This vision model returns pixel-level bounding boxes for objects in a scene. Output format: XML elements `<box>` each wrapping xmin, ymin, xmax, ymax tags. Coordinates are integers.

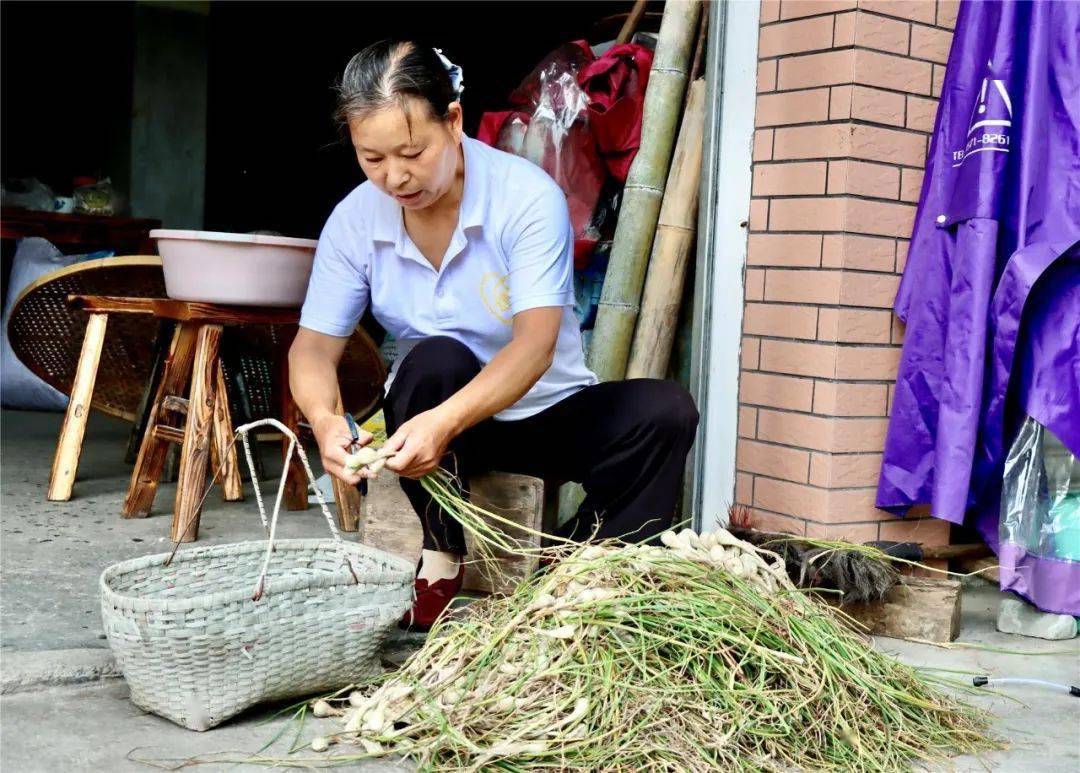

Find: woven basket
<box><xmin>100</xmin><ymin>420</ymin><xmax>414</xmax><ymax>731</ymax></box>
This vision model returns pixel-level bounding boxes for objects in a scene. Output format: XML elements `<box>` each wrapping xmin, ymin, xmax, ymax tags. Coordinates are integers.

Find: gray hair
<box><xmin>335</xmin><ymin>40</ymin><xmax>459</xmax><ymax>126</ymax></box>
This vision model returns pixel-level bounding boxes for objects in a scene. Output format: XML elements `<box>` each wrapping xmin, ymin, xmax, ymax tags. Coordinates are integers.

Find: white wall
<box><xmin>690</xmin><ymin>0</ymin><xmax>760</xmax><ymax>531</ymax></box>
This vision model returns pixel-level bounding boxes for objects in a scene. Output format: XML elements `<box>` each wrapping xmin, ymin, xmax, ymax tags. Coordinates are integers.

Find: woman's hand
<box><xmin>383</xmin><ymin>408</ymin><xmax>459</xmax><ymax>479</ymax></box>
<box><xmin>312</xmin><ymin>413</ymin><xmax>375</xmax><ymax>486</ymax></box>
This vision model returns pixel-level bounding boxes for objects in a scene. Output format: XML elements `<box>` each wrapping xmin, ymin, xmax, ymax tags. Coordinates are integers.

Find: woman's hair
<box><xmin>335</xmin><ymin>40</ymin><xmax>457</xmax><ymax>126</ymax></box>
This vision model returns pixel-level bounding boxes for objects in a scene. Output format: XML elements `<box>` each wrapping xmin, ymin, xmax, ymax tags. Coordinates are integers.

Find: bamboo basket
<box><xmin>100</xmin><ymin>420</ymin><xmax>413</xmax><ymax>731</ymax></box>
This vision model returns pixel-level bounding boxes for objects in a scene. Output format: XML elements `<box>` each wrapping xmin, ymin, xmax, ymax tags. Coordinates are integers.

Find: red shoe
<box><xmin>399</xmin><ymin>561</ymin><xmax>465</xmax><ymax>632</ymax></box>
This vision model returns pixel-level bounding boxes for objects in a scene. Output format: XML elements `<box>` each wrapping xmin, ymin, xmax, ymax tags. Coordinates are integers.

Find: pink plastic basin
<box><xmin>151</xmin><ymin>229</ymin><xmax>318</xmax><ymax>308</ymax></box>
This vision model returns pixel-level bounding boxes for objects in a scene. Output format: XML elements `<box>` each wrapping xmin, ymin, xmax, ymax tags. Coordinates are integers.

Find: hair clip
<box><xmin>433</xmin><ymin>47</ymin><xmax>465</xmax><ymax>99</ymax></box>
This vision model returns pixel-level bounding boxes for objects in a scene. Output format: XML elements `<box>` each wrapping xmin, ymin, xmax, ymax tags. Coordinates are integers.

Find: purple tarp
<box><xmin>876</xmin><ymin>0</ymin><xmax>1080</xmax><ymax>614</ymax></box>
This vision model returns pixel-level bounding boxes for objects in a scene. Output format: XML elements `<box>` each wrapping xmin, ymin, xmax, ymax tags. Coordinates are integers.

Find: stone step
<box><xmin>997</xmin><ymin>597</ymin><xmax>1078</xmax><ymax>641</ymax></box>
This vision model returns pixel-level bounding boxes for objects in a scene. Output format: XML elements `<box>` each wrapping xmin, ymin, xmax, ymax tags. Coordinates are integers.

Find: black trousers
<box><xmin>382</xmin><ymin>336</ymin><xmax>700</xmax><ymax>554</ymax></box>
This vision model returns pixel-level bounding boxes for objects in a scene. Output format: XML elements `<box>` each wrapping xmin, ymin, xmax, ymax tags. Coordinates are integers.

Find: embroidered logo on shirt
<box><xmin>479</xmin><ymin>272</ymin><xmax>512</xmax><ymax>325</ymax></box>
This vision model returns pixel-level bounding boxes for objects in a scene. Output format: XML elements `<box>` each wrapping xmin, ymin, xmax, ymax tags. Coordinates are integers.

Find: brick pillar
<box><xmin>737</xmin><ymin>0</ymin><xmax>958</xmax><ymax>546</ymax></box>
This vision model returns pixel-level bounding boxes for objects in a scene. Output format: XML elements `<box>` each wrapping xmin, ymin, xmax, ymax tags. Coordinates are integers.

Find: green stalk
<box><xmin>261</xmin><ymin>543</ymin><xmax>997</xmax><ymax>771</ymax></box>
<box><xmin>417</xmin><ymin>468</ymin><xmax>576</xmax><ymax>582</ymax></box>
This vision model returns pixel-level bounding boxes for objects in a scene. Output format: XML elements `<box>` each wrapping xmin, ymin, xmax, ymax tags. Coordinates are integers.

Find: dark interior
<box><xmin>2</xmin><ymin>1</ymin><xmax>663</xmax><ymax>239</ymax></box>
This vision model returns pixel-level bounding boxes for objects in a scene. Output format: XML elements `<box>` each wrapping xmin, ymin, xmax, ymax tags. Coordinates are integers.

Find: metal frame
<box><xmin>686</xmin><ymin>0</ymin><xmax>761</xmax><ymax>530</ymax></box>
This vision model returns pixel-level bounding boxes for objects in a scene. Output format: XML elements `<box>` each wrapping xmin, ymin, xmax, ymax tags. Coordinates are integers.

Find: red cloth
<box><xmin>579</xmin><ymin>44</ymin><xmax>654</xmax><ymax>183</ymax></box>
<box><xmin>476</xmin><ymin>110</ymin><xmax>522</xmax><ymax>146</ymax></box>
<box><xmin>478</xmin><ymin>41</ymin><xmax>653</xmax><ymax>268</ymax></box>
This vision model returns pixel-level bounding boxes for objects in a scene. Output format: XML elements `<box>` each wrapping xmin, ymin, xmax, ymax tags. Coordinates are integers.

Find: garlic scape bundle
<box><xmin>343</xmin><ymin>447</ymin><xmax>572</xmax><ymax>578</ymax></box>
<box><xmin>343</xmin><ymin>445</ymin><xmax>395</xmax><ymax>475</ymax></box>
<box><xmin>658</xmin><ymin>527</ymin><xmax>790</xmax><ymax>592</ymax></box>
<box><xmin>292</xmin><ymin>530</ymin><xmax>993</xmax><ymax>771</ymax></box>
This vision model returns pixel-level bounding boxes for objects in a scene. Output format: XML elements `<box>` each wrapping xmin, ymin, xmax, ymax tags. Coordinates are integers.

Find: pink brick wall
<box><xmin>739</xmin><ymin>0</ymin><xmax>957</xmax><ymax>545</ymax></box>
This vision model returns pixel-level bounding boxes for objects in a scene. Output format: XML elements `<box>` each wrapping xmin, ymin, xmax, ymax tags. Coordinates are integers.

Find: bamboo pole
<box><xmin>587</xmin><ymin>0</ymin><xmax>702</xmax><ymax>382</ymax></box>
<box><xmin>690</xmin><ymin>1</ymin><xmax>710</xmax><ymax>79</ymax></box>
<box><xmin>626</xmin><ymin>78</ymin><xmax>706</xmax><ymax>380</ymax></box>
<box><xmin>616</xmin><ymin>0</ymin><xmax>649</xmax><ymax>44</ymax></box>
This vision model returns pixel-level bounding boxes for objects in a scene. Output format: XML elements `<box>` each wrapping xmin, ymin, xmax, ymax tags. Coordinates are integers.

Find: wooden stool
<box><xmin>58</xmin><ymin>295</ymin><xmax>367</xmax><ymax>542</ymax></box>
<box><xmin>363</xmin><ymin>470</ymin><xmax>558</xmax><ymax>595</ymax></box>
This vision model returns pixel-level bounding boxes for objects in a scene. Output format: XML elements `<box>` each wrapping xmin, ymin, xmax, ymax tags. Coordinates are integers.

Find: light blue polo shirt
<box><xmin>299</xmin><ymin>135</ymin><xmax>598</xmax><ymax>421</ymax></box>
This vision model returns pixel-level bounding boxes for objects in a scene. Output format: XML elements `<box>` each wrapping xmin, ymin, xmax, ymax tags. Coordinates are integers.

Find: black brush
<box><xmin>729</xmin><ymin>526</ymin><xmax>899</xmax><ymax>603</ymax></box>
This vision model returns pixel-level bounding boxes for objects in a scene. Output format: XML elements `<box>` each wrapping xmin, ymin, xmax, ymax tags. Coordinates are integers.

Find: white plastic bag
<box><xmin>0</xmin><ymin>178</ymin><xmax>55</xmax><ymax>212</ymax></box>
<box><xmin>1000</xmin><ymin>417</ymin><xmax>1080</xmax><ymax>562</ymax></box>
<box><xmin>0</xmin><ymin>239</ymin><xmax>103</xmax><ymax>411</ymax></box>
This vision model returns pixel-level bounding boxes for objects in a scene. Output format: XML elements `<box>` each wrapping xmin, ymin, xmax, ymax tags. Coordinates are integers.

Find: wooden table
<box><xmin>57</xmin><ymin>295</ymin><xmax>365</xmax><ymax>542</ymax></box>
<box><xmin>0</xmin><ymin>208</ymin><xmax>160</xmax><ymax>253</ymax></box>
<box><xmin>1</xmin><ymin>209</ymin><xmax>161</xmax><ymax>301</ymax></box>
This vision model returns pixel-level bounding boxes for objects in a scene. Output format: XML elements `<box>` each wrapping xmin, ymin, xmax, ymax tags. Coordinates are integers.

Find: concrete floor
<box><xmin>0</xmin><ymin>409</ymin><xmax>347</xmax><ymax>653</ymax></box>
<box><xmin>881</xmin><ymin>587</ymin><xmax>1080</xmax><ymax>771</ymax></box>
<box><xmin>2</xmin><ymin>409</ymin><xmax>1078</xmax><ymax>771</ymax></box>
<box><xmin>0</xmin><ymin>681</ymin><xmax>409</xmax><ymax>772</ymax></box>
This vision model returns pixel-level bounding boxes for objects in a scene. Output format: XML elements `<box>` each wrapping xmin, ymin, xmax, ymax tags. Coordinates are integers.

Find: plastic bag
<box><xmin>479</xmin><ymin>43</ymin><xmax>606</xmax><ymax>270</ymax></box>
<box><xmin>74</xmin><ymin>177</ymin><xmax>117</xmax><ymax>215</ymax></box>
<box><xmin>478</xmin><ymin>41</ymin><xmax>654</xmax><ymax>270</ymax></box>
<box><xmin>0</xmin><ymin>178</ymin><xmax>55</xmax><ymax>212</ymax></box>
<box><xmin>1001</xmin><ymin>417</ymin><xmax>1080</xmax><ymax>562</ymax></box>
<box><xmin>1</xmin><ymin>239</ymin><xmax>84</xmax><ymax>411</ymax></box>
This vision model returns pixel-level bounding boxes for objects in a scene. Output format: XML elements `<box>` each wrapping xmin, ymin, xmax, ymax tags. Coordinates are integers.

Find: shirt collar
<box><xmin>458</xmin><ymin>135</ymin><xmax>487</xmax><ymax>230</ymax></box>
<box><xmin>371</xmin><ymin>134</ymin><xmax>487</xmax><ymax>246</ymax></box>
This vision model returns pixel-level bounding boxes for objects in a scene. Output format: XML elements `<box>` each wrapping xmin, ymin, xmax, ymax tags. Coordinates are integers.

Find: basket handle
<box><xmin>163</xmin><ymin>417</ymin><xmax>360</xmax><ymax>601</ymax></box>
